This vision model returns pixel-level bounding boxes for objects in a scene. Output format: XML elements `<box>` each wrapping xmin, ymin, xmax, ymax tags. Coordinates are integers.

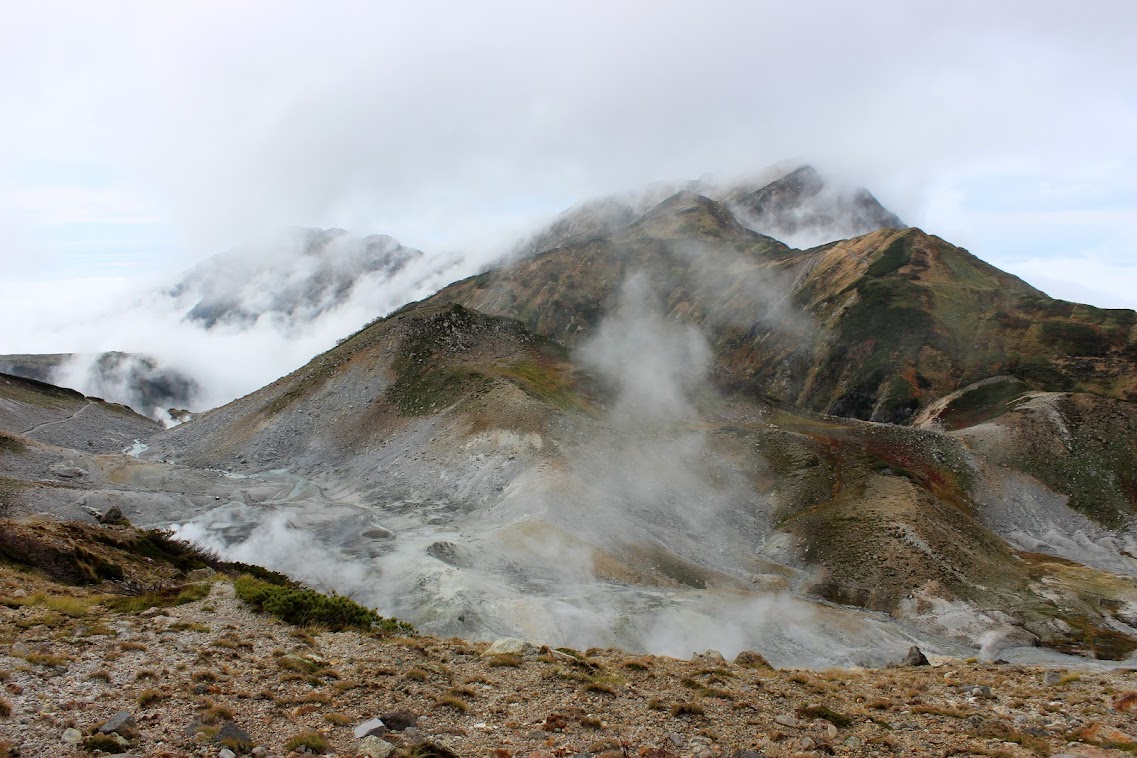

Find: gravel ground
<box><xmin>5</xmin><ymin>578</ymin><xmax>1137</xmax><ymax>757</ymax></box>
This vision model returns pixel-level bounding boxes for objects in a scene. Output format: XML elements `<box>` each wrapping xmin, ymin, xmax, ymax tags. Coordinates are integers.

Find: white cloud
<box><xmin>0</xmin><ymin>1</ymin><xmax>1135</xmax><ymax>317</ymax></box>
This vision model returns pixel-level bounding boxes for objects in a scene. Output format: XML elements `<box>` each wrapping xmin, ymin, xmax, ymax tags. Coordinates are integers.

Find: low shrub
<box><xmin>233</xmin><ymin>574</ymin><xmax>410</xmax><ymax>633</ymax></box>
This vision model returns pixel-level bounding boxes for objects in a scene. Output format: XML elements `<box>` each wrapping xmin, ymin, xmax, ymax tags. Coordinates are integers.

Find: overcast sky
<box><xmin>2</xmin><ymin>0</ymin><xmax>1137</xmax><ymax>346</ymax></box>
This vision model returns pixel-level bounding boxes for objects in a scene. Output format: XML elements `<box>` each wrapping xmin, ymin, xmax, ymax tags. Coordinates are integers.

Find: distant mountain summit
<box><xmin>721</xmin><ymin>165</ymin><xmax>905</xmax><ymax>247</ymax></box>
<box><xmin>170</xmin><ymin>227</ymin><xmax>425</xmax><ymax>329</ymax></box>
<box><xmin>514</xmin><ymin>165</ymin><xmax>905</xmax><ymax>257</ymax></box>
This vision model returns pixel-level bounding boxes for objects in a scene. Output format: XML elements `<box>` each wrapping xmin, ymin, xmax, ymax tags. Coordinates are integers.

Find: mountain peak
<box><xmin>724</xmin><ymin>165</ymin><xmax>905</xmax><ymax>247</ymax></box>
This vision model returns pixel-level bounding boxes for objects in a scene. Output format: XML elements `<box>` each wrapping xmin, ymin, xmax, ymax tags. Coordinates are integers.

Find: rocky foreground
<box><xmin>3</xmin><ymin>521</ymin><xmax>1137</xmax><ymax>757</ymax></box>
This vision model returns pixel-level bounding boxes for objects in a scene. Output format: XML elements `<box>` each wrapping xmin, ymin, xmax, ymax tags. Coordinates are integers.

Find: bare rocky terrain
<box><xmin>4</xmin><ymin>520</ymin><xmax>1137</xmax><ymax>758</ymax></box>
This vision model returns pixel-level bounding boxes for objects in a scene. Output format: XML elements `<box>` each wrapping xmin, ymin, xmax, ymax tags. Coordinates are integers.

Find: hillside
<box><xmin>4</xmin><ymin>519</ymin><xmax>1137</xmax><ymax>758</ymax></box>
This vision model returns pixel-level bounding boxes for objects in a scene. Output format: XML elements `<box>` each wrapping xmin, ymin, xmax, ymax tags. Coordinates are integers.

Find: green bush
<box><xmin>233</xmin><ymin>575</ymin><xmax>411</xmax><ymax>634</ymax></box>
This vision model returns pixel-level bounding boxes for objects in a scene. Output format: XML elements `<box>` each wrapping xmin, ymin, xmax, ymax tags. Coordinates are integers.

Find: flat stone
<box><xmin>483</xmin><ymin>638</ymin><xmax>536</xmax><ymax>656</ymax></box>
<box><xmin>62</xmin><ymin>727</ymin><xmax>83</xmax><ymax>744</ymax></box>
<box><xmin>774</xmin><ymin>713</ymin><xmax>799</xmax><ymax>728</ymax></box>
<box><xmin>1043</xmin><ymin>670</ymin><xmax>1063</xmax><ymax>686</ymax></box>
<box><xmin>354</xmin><ymin>717</ymin><xmax>387</xmax><ymax>739</ymax></box>
<box><xmin>219</xmin><ymin>750</ymin><xmax>237</xmax><ymax>758</ymax></box>
<box><xmin>11</xmin><ymin>641</ymin><xmax>32</xmax><ymax>657</ymax></box>
<box><xmin>844</xmin><ymin>736</ymin><xmax>863</xmax><ymax>748</ymax></box>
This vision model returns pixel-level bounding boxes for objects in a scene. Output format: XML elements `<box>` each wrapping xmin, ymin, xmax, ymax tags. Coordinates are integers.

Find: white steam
<box><xmin>173</xmin><ymin>511</ymin><xmax>371</xmax><ymax>599</ymax></box>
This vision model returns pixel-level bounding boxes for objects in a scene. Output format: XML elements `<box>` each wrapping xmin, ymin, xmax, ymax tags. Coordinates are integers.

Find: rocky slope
<box><xmin>5</xmin><ymin>520</ymin><xmax>1137</xmax><ymax>758</ymax></box>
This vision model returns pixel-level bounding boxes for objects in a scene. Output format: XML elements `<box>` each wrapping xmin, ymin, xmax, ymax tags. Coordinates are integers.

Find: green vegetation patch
<box><xmin>233</xmin><ymin>574</ymin><xmax>411</xmax><ymax>634</ymax></box>
<box><xmin>865</xmin><ymin>233</ymin><xmax>914</xmax><ymax>278</ymax></box>
<box><xmin>1039</xmin><ymin>320</ymin><xmax>1111</xmax><ymax>356</ymax></box>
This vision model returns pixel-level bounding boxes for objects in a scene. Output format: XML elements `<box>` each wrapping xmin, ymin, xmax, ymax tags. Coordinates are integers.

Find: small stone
<box><xmin>252</xmin><ymin>749</ymin><xmax>269</xmax><ymax>758</ymax></box>
<box><xmin>354</xmin><ymin>717</ymin><xmax>387</xmax><ymax>739</ymax></box>
<box><xmin>100</xmin><ymin>711</ymin><xmax>138</xmax><ymax>738</ymax></box>
<box><xmin>826</xmin><ymin>723</ymin><xmax>838</xmax><ymax>738</ymax></box>
<box><xmin>797</xmin><ymin>736</ymin><xmax>815</xmax><ymax>750</ymax></box>
<box><xmin>219</xmin><ymin>750</ymin><xmax>237</xmax><ymax>758</ymax></box>
<box><xmin>731</xmin><ymin>752</ymin><xmax>762</xmax><ymax>758</ymax></box>
<box><xmin>964</xmin><ymin>685</ymin><xmax>993</xmax><ymax>699</ymax></box>
<box><xmin>774</xmin><ymin>713</ymin><xmax>799</xmax><ymax>728</ymax></box>
<box><xmin>843</xmin><ymin>736</ymin><xmax>863</xmax><ymax>748</ymax></box>
<box><xmin>11</xmin><ymin>641</ymin><xmax>31</xmax><ymax>657</ymax></box>
<box><xmin>668</xmin><ymin>733</ymin><xmax>684</xmax><ymax>747</ymax></box>
<box><xmin>902</xmin><ymin>645</ymin><xmax>930</xmax><ymax>666</ymax></box>
<box><xmin>187</xmin><ymin>567</ymin><xmax>215</xmax><ymax>581</ymax></box>
<box><xmin>1043</xmin><ymin>670</ymin><xmax>1063</xmax><ymax>686</ymax></box>
<box><xmin>62</xmin><ymin>728</ymin><xmax>83</xmax><ymax>744</ymax></box>
<box><xmin>356</xmin><ymin>735</ymin><xmax>395</xmax><ymax>758</ymax></box>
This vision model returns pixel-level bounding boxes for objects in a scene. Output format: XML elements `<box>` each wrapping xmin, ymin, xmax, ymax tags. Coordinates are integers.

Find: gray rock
<box><xmin>668</xmin><ymin>733</ymin><xmax>684</xmax><ymax>747</ymax></box>
<box><xmin>219</xmin><ymin>750</ymin><xmax>237</xmax><ymax>758</ymax></box>
<box><xmin>99</xmin><ymin>711</ymin><xmax>138</xmax><ymax>738</ymax></box>
<box><xmin>61</xmin><ymin>728</ymin><xmax>83</xmax><ymax>744</ymax></box>
<box><xmin>356</xmin><ymin>735</ymin><xmax>395</xmax><ymax>758</ymax></box>
<box><xmin>733</xmin><ymin>650</ymin><xmax>772</xmax><ymax>669</ymax></box>
<box><xmin>380</xmin><ymin>710</ymin><xmax>418</xmax><ymax>731</ymax></box>
<box><xmin>694</xmin><ymin>649</ymin><xmax>728</xmax><ymax>665</ymax></box>
<box><xmin>731</xmin><ymin>752</ymin><xmax>762</xmax><ymax>758</ymax></box>
<box><xmin>483</xmin><ymin>637</ymin><xmax>536</xmax><ymax>657</ymax></box>
<box><xmin>1043</xmin><ymin>670</ymin><xmax>1063</xmax><ymax>686</ymax></box>
<box><xmin>354</xmin><ymin>717</ymin><xmax>387</xmax><ymax>739</ymax></box>
<box><xmin>213</xmin><ymin>721</ymin><xmax>253</xmax><ymax>748</ymax></box>
<box><xmin>902</xmin><ymin>645</ymin><xmax>929</xmax><ymax>666</ymax></box>
<box><xmin>10</xmin><ymin>641</ymin><xmax>31</xmax><ymax>657</ymax></box>
<box><xmin>844</xmin><ymin>736</ymin><xmax>863</xmax><ymax>748</ymax></box>
<box><xmin>251</xmin><ymin>748</ymin><xmax>270</xmax><ymax>757</ymax></box>
<box><xmin>774</xmin><ymin>713</ymin><xmax>799</xmax><ymax>727</ymax></box>
<box><xmin>959</xmin><ymin>684</ymin><xmax>994</xmax><ymax>699</ymax></box>
<box><xmin>186</xmin><ymin>567</ymin><xmax>215</xmax><ymax>581</ymax></box>
<box><xmin>97</xmin><ymin>506</ymin><xmax>129</xmax><ymax>525</ymax></box>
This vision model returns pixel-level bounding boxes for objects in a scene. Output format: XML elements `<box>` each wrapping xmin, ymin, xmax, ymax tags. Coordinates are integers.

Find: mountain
<box><xmin>0</xmin><ymin>228</ymin><xmax>462</xmax><ymax>420</ymax></box>
<box><xmin>721</xmin><ymin>165</ymin><xmax>906</xmax><ymax>247</ymax></box>
<box><xmin>169</xmin><ymin>227</ymin><xmax>425</xmax><ymax>329</ymax></box>
<box><xmin>513</xmin><ymin>165</ymin><xmax>904</xmax><ymax>258</ymax></box>
<box><xmin>3</xmin><ymin>169</ymin><xmax>1137</xmax><ymax>668</ymax></box>
<box><xmin>439</xmin><ymin>193</ymin><xmax>1137</xmax><ymax>424</ymax></box>
<box><xmin>0</xmin><ymin>352</ymin><xmax>200</xmax><ymax>423</ymax></box>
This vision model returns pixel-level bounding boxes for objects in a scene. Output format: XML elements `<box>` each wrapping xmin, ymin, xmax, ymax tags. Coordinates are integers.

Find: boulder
<box><xmin>902</xmin><ymin>645</ymin><xmax>929</xmax><ymax>666</ymax></box>
<box><xmin>733</xmin><ymin>650</ymin><xmax>773</xmax><ymax>669</ymax></box>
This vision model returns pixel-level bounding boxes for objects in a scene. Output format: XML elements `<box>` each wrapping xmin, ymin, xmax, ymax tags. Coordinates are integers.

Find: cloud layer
<box><xmin>2</xmin><ymin>1</ymin><xmax>1136</xmax><ymax>324</ymax></box>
